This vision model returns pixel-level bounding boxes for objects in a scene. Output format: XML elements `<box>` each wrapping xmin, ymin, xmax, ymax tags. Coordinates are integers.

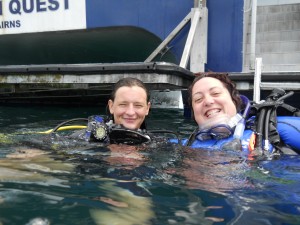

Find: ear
<box><xmin>145</xmin><ymin>102</ymin><xmax>151</xmax><ymax>115</ymax></box>
<box><xmin>108</xmin><ymin>100</ymin><xmax>114</xmax><ymax>114</ymax></box>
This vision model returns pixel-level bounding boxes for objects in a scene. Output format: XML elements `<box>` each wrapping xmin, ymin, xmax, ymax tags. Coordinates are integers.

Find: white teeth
<box><xmin>206</xmin><ymin>109</ymin><xmax>220</xmax><ymax>117</ymax></box>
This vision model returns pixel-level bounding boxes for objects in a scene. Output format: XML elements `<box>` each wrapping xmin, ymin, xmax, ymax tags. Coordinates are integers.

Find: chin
<box><xmin>200</xmin><ymin>114</ymin><xmax>232</xmax><ymax>129</ymax></box>
<box><xmin>124</xmin><ymin>124</ymin><xmax>138</xmax><ymax>130</ymax></box>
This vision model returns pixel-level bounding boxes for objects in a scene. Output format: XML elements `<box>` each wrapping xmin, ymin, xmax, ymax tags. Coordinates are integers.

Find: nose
<box><xmin>203</xmin><ymin>95</ymin><xmax>214</xmax><ymax>106</ymax></box>
<box><xmin>125</xmin><ymin>104</ymin><xmax>135</xmax><ymax>115</ymax></box>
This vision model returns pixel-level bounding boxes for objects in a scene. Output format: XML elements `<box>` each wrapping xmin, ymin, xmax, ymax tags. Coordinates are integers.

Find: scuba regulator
<box><xmin>85</xmin><ymin>115</ymin><xmax>151</xmax><ymax>145</ymax></box>
<box><xmin>49</xmin><ymin>115</ymin><xmax>181</xmax><ymax>145</ymax></box>
<box><xmin>85</xmin><ymin>115</ymin><xmax>109</xmax><ymax>142</ymax></box>
<box><xmin>49</xmin><ymin>115</ymin><xmax>152</xmax><ymax>145</ymax></box>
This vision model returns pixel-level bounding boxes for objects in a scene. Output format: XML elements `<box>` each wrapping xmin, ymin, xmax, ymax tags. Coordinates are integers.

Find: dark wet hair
<box><xmin>188</xmin><ymin>72</ymin><xmax>242</xmax><ymax>112</ymax></box>
<box><xmin>110</xmin><ymin>77</ymin><xmax>150</xmax><ymax>102</ymax></box>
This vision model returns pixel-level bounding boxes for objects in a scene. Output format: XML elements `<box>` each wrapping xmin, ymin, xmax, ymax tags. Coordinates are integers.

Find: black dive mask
<box><xmin>108</xmin><ymin>124</ymin><xmax>151</xmax><ymax>145</ymax></box>
<box><xmin>195</xmin><ymin>124</ymin><xmax>234</xmax><ymax>141</ymax></box>
<box><xmin>195</xmin><ymin>113</ymin><xmax>242</xmax><ymax>141</ymax></box>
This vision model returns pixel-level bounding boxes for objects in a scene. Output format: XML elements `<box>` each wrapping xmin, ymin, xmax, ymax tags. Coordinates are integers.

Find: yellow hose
<box><xmin>37</xmin><ymin>125</ymin><xmax>87</xmax><ymax>134</ymax></box>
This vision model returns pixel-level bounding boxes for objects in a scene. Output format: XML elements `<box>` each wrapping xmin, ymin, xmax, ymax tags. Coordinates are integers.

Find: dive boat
<box><xmin>0</xmin><ymin>0</ymin><xmax>299</xmax><ymax>107</ymax></box>
<box><xmin>0</xmin><ymin>0</ymin><xmax>194</xmax><ymax>65</ymax></box>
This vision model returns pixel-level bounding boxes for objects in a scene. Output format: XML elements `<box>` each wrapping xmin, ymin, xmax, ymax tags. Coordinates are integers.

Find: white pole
<box><xmin>180</xmin><ymin>8</ymin><xmax>201</xmax><ymax>68</ymax></box>
<box><xmin>253</xmin><ymin>58</ymin><xmax>262</xmax><ymax>103</ymax></box>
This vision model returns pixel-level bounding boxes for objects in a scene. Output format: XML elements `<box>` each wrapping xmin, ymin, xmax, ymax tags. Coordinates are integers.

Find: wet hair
<box><xmin>110</xmin><ymin>77</ymin><xmax>150</xmax><ymax>102</ymax></box>
<box><xmin>188</xmin><ymin>73</ymin><xmax>242</xmax><ymax>112</ymax></box>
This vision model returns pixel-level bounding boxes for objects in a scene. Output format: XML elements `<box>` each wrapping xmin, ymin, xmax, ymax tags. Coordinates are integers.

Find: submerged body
<box><xmin>183</xmin><ymin>116</ymin><xmax>300</xmax><ymax>155</ymax></box>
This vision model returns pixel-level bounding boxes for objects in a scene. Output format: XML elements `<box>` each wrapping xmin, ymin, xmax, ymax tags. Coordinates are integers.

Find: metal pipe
<box><xmin>253</xmin><ymin>57</ymin><xmax>262</xmax><ymax>103</ymax></box>
<box><xmin>250</xmin><ymin>0</ymin><xmax>257</xmax><ymax>70</ymax></box>
<box><xmin>180</xmin><ymin>8</ymin><xmax>201</xmax><ymax>69</ymax></box>
<box><xmin>194</xmin><ymin>0</ymin><xmax>206</xmax><ymax>8</ymax></box>
<box><xmin>194</xmin><ymin>0</ymin><xmax>199</xmax><ymax>7</ymax></box>
<box><xmin>145</xmin><ymin>12</ymin><xmax>191</xmax><ymax>62</ymax></box>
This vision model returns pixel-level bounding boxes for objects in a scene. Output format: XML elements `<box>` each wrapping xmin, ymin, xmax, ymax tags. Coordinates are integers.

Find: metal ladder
<box><xmin>253</xmin><ymin>58</ymin><xmax>300</xmax><ymax>103</ymax></box>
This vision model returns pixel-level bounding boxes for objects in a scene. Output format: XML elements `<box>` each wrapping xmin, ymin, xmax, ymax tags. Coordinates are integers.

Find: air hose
<box><xmin>38</xmin><ymin>125</ymin><xmax>87</xmax><ymax>134</ymax></box>
<box><xmin>255</xmin><ymin>89</ymin><xmax>294</xmax><ymax>154</ymax></box>
<box><xmin>233</xmin><ymin>95</ymin><xmax>251</xmax><ymax>140</ymax></box>
<box><xmin>49</xmin><ymin>118</ymin><xmax>88</xmax><ymax>134</ymax></box>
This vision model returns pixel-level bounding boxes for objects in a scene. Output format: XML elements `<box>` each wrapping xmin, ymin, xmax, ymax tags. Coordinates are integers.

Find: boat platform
<box><xmin>0</xmin><ymin>62</ymin><xmax>194</xmax><ymax>106</ymax></box>
<box><xmin>0</xmin><ymin>61</ymin><xmax>299</xmax><ymax>108</ymax></box>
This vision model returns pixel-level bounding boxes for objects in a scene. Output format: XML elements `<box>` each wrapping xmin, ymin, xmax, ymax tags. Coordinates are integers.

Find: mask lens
<box><xmin>196</xmin><ymin>125</ymin><xmax>233</xmax><ymax>141</ymax></box>
<box><xmin>210</xmin><ymin>126</ymin><xmax>232</xmax><ymax>139</ymax></box>
<box><xmin>195</xmin><ymin>131</ymin><xmax>212</xmax><ymax>141</ymax></box>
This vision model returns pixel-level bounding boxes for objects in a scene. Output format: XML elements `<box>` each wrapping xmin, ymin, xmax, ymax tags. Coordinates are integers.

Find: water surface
<box><xmin>0</xmin><ymin>106</ymin><xmax>299</xmax><ymax>225</ymax></box>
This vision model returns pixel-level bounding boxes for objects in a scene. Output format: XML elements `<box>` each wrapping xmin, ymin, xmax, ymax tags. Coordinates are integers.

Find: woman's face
<box><xmin>191</xmin><ymin>77</ymin><xmax>237</xmax><ymax>127</ymax></box>
<box><xmin>108</xmin><ymin>86</ymin><xmax>150</xmax><ymax>130</ymax></box>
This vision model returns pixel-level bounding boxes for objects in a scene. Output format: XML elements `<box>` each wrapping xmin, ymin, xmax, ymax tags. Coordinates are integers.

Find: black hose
<box><xmin>256</xmin><ymin>90</ymin><xmax>294</xmax><ymax>154</ymax></box>
<box><xmin>277</xmin><ymin>91</ymin><xmax>294</xmax><ymax>101</ymax></box>
<box><xmin>256</xmin><ymin>107</ymin><xmax>266</xmax><ymax>153</ymax></box>
<box><xmin>264</xmin><ymin>91</ymin><xmax>293</xmax><ymax>148</ymax></box>
<box><xmin>186</xmin><ymin>128</ymin><xmax>198</xmax><ymax>146</ymax></box>
<box><xmin>264</xmin><ymin>108</ymin><xmax>272</xmax><ymax>143</ymax></box>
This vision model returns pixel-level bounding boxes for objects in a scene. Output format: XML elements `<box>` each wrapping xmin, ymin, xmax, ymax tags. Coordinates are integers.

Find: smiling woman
<box><xmin>184</xmin><ymin>73</ymin><xmax>300</xmax><ymax>157</ymax></box>
<box><xmin>183</xmin><ymin>73</ymin><xmax>248</xmax><ymax>150</ymax></box>
<box><xmin>108</xmin><ymin>77</ymin><xmax>151</xmax><ymax>130</ymax></box>
<box><xmin>189</xmin><ymin>73</ymin><xmax>240</xmax><ymax>128</ymax></box>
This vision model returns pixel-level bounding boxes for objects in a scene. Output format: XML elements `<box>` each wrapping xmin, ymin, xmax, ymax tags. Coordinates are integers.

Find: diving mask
<box><xmin>195</xmin><ymin>114</ymin><xmax>242</xmax><ymax>141</ymax></box>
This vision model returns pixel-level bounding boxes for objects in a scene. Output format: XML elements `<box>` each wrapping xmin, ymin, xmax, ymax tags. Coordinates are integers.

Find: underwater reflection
<box><xmin>164</xmin><ymin>147</ymin><xmax>252</xmax><ymax>194</ymax></box>
<box><xmin>0</xmin><ymin>148</ymin><xmax>73</xmax><ymax>187</ymax></box>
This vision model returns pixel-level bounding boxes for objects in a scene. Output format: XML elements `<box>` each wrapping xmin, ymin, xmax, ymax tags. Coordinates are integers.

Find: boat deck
<box><xmin>0</xmin><ymin>62</ymin><xmax>299</xmax><ymax>107</ymax></box>
<box><xmin>0</xmin><ymin>62</ymin><xmax>194</xmax><ymax>106</ymax></box>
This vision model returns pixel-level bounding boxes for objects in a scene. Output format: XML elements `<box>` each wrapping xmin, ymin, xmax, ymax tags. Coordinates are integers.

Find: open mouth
<box><xmin>205</xmin><ymin>109</ymin><xmax>221</xmax><ymax>118</ymax></box>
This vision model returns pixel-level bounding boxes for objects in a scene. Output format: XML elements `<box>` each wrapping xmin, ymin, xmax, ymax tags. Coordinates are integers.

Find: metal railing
<box><xmin>253</xmin><ymin>58</ymin><xmax>300</xmax><ymax>103</ymax></box>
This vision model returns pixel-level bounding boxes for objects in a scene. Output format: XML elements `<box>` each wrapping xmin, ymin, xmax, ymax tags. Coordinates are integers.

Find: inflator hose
<box><xmin>50</xmin><ymin>118</ymin><xmax>88</xmax><ymax>134</ymax></box>
<box><xmin>256</xmin><ymin>90</ymin><xmax>294</xmax><ymax>153</ymax></box>
<box><xmin>256</xmin><ymin>108</ymin><xmax>266</xmax><ymax>153</ymax></box>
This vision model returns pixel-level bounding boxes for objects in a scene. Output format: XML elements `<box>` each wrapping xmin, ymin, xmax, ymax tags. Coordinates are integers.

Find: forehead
<box><xmin>115</xmin><ymin>86</ymin><xmax>147</xmax><ymax>100</ymax></box>
<box><xmin>192</xmin><ymin>77</ymin><xmax>225</xmax><ymax>94</ymax></box>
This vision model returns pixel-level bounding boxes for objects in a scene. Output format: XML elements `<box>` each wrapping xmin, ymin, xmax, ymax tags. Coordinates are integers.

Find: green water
<box><xmin>0</xmin><ymin>106</ymin><xmax>300</xmax><ymax>225</ymax></box>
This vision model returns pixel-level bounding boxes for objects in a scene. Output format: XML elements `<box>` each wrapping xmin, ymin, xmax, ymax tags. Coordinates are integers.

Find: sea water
<box><xmin>0</xmin><ymin>106</ymin><xmax>299</xmax><ymax>225</ymax></box>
